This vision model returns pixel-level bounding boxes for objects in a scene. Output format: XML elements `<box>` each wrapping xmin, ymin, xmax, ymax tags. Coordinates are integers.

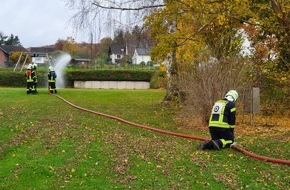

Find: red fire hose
<box><xmin>53</xmin><ymin>94</ymin><xmax>290</xmax><ymax>166</ymax></box>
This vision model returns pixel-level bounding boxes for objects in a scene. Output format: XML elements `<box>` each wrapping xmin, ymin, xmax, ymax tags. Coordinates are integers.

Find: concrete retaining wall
<box><xmin>74</xmin><ymin>81</ymin><xmax>150</xmax><ymax>89</ymax></box>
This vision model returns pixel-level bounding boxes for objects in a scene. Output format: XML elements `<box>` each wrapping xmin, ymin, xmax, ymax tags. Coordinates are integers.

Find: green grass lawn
<box><xmin>0</xmin><ymin>88</ymin><xmax>289</xmax><ymax>189</ymax></box>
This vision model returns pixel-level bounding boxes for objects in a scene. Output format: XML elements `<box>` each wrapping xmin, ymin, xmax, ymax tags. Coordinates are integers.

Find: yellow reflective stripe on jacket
<box><xmin>48</xmin><ymin>76</ymin><xmax>56</xmax><ymax>82</ymax></box>
<box><xmin>27</xmin><ymin>76</ymin><xmax>33</xmax><ymax>82</ymax></box>
<box><xmin>48</xmin><ymin>72</ymin><xmax>56</xmax><ymax>82</ymax></box>
<box><xmin>209</xmin><ymin>100</ymin><xmax>232</xmax><ymax>128</ymax></box>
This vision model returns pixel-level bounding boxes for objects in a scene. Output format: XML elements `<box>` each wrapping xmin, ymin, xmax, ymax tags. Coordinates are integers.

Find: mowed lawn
<box><xmin>0</xmin><ymin>88</ymin><xmax>289</xmax><ymax>189</ymax></box>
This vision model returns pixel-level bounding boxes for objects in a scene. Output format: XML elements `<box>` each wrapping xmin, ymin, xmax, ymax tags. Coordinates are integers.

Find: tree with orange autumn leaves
<box><xmin>144</xmin><ymin>0</ymin><xmax>289</xmax><ymax>110</ymax></box>
<box><xmin>242</xmin><ymin>0</ymin><xmax>290</xmax><ymax>106</ymax></box>
<box><xmin>9</xmin><ymin>51</ymin><xmax>31</xmax><ymax>66</ymax></box>
<box><xmin>66</xmin><ymin>0</ymin><xmax>289</xmax><ymax>113</ymax></box>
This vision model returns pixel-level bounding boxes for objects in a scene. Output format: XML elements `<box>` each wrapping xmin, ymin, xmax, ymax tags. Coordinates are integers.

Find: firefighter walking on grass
<box><xmin>48</xmin><ymin>66</ymin><xmax>57</xmax><ymax>94</ymax></box>
<box><xmin>197</xmin><ymin>90</ymin><xmax>238</xmax><ymax>150</ymax></box>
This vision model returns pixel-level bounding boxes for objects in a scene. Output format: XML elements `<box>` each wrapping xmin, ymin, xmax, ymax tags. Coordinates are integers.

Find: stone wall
<box><xmin>74</xmin><ymin>81</ymin><xmax>150</xmax><ymax>89</ymax></box>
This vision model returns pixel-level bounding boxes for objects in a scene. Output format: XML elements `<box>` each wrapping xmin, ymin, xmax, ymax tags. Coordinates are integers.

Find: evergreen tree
<box><xmin>0</xmin><ymin>32</ymin><xmax>8</xmax><ymax>45</ymax></box>
<box><xmin>0</xmin><ymin>31</ymin><xmax>21</xmax><ymax>46</ymax></box>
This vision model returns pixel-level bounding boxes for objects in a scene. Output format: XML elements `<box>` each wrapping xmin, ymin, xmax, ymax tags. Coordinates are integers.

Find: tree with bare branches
<box><xmin>65</xmin><ymin>0</ymin><xmax>164</xmax><ymax>38</ymax></box>
<box><xmin>65</xmin><ymin>0</ymin><xmax>290</xmax><ymax>123</ymax></box>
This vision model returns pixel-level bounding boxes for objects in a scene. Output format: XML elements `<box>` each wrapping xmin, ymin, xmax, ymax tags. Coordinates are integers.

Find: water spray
<box><xmin>51</xmin><ymin>52</ymin><xmax>72</xmax><ymax>88</ymax></box>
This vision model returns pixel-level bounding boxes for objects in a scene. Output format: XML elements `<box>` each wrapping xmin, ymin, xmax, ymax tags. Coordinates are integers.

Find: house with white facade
<box><xmin>27</xmin><ymin>47</ymin><xmax>56</xmax><ymax>64</ymax></box>
<box><xmin>108</xmin><ymin>44</ymin><xmax>127</xmax><ymax>64</ymax></box>
<box><xmin>132</xmin><ymin>47</ymin><xmax>151</xmax><ymax>65</ymax></box>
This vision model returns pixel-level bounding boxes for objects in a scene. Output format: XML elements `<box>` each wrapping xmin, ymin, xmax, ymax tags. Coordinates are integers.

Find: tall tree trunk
<box><xmin>163</xmin><ymin>43</ymin><xmax>184</xmax><ymax>102</ymax></box>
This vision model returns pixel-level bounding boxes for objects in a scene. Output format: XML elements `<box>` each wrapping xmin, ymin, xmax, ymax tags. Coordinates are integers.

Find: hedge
<box><xmin>0</xmin><ymin>69</ymin><xmax>48</xmax><ymax>87</ymax></box>
<box><xmin>0</xmin><ymin>69</ymin><xmax>166</xmax><ymax>88</ymax></box>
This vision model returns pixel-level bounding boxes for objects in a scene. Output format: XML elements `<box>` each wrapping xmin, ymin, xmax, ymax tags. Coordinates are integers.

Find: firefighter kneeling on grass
<box><xmin>48</xmin><ymin>66</ymin><xmax>57</xmax><ymax>94</ymax></box>
<box><xmin>197</xmin><ymin>90</ymin><xmax>238</xmax><ymax>150</ymax></box>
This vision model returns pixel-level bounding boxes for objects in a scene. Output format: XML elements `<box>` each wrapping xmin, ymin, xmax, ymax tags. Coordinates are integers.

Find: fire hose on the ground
<box><xmin>52</xmin><ymin>94</ymin><xmax>290</xmax><ymax>166</ymax></box>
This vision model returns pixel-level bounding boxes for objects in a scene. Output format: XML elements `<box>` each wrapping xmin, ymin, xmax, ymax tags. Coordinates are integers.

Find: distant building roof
<box><xmin>71</xmin><ymin>58</ymin><xmax>91</xmax><ymax>63</ymax></box>
<box><xmin>109</xmin><ymin>44</ymin><xmax>126</xmax><ymax>55</ymax></box>
<box><xmin>135</xmin><ymin>48</ymin><xmax>150</xmax><ymax>55</ymax></box>
<box><xmin>27</xmin><ymin>47</ymin><xmax>56</xmax><ymax>53</ymax></box>
<box><xmin>25</xmin><ymin>46</ymin><xmax>57</xmax><ymax>57</ymax></box>
<box><xmin>0</xmin><ymin>45</ymin><xmax>27</xmax><ymax>54</ymax></box>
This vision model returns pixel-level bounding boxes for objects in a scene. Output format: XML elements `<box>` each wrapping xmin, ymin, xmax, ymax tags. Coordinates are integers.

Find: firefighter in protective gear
<box><xmin>25</xmin><ymin>64</ymin><xmax>34</xmax><ymax>94</ymax></box>
<box><xmin>197</xmin><ymin>90</ymin><xmax>238</xmax><ymax>150</ymax></box>
<box><xmin>48</xmin><ymin>66</ymin><xmax>57</xmax><ymax>93</ymax></box>
<box><xmin>31</xmin><ymin>62</ymin><xmax>38</xmax><ymax>94</ymax></box>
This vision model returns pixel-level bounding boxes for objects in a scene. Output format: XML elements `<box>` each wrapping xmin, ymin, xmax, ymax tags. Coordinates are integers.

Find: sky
<box><xmin>1</xmin><ymin>0</ymin><xmax>251</xmax><ymax>53</ymax></box>
<box><xmin>0</xmin><ymin>0</ymin><xmax>90</xmax><ymax>48</ymax></box>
